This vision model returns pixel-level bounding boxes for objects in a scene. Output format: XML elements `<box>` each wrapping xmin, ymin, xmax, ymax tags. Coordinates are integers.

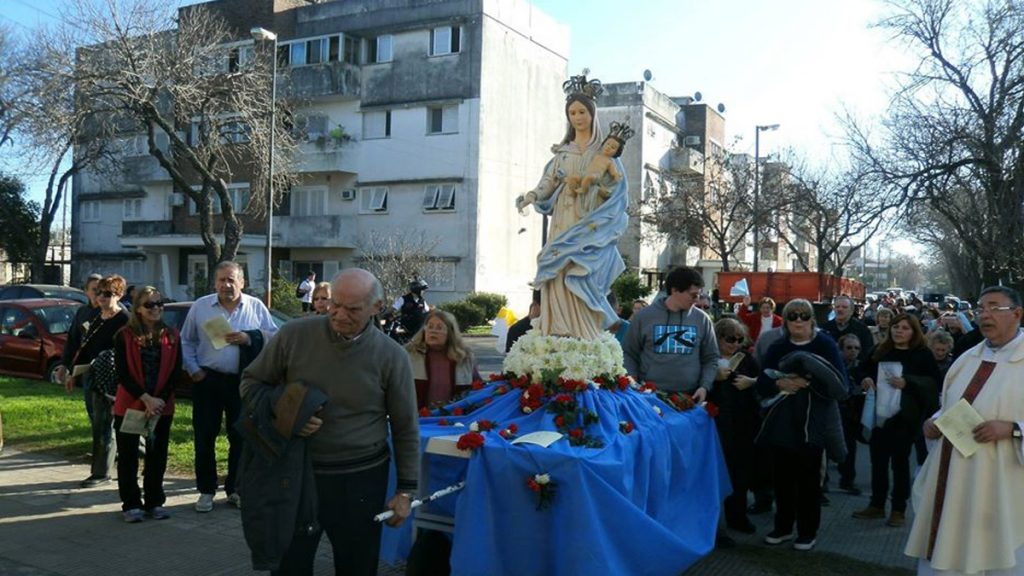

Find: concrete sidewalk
<box><xmin>0</xmin><ymin>449</ymin><xmax>404</xmax><ymax>576</ymax></box>
<box><xmin>0</xmin><ymin>444</ymin><xmax>915</xmax><ymax>575</ymax></box>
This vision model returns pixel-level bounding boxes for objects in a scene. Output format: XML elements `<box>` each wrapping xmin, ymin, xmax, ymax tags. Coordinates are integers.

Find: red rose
<box><xmin>419</xmin><ymin>407</ymin><xmax>431</xmax><ymax>417</ymax></box>
<box><xmin>555</xmin><ymin>394</ymin><xmax>574</xmax><ymax>405</ymax></box>
<box><xmin>569</xmin><ymin>428</ymin><xmax>584</xmax><ymax>439</ymax></box>
<box><xmin>527</xmin><ymin>478</ymin><xmax>540</xmax><ymax>492</ymax></box>
<box><xmin>554</xmin><ymin>415</ymin><xmax>566</xmax><ymax>427</ymax></box>
<box><xmin>495</xmin><ymin>386</ymin><xmax>508</xmax><ymax>395</ymax></box>
<box><xmin>471</xmin><ymin>379</ymin><xmax>485</xmax><ymax>390</ymax></box>
<box><xmin>704</xmin><ymin>401</ymin><xmax>720</xmax><ymax>418</ymax></box>
<box><xmin>617</xmin><ymin>376</ymin><xmax>630</xmax><ymax>391</ymax></box>
<box><xmin>641</xmin><ymin>381</ymin><xmax>657</xmax><ymax>393</ymax></box>
<box><xmin>508</xmin><ymin>423</ymin><xmax>519</xmax><ymax>434</ymax></box>
<box><xmin>452</xmin><ymin>407</ymin><xmax>465</xmax><ymax>416</ymax></box>
<box><xmin>456</xmin><ymin>431</ymin><xmax>485</xmax><ymax>451</ymax></box>
<box><xmin>516</xmin><ymin>375</ymin><xmax>529</xmax><ymax>387</ymax></box>
<box><xmin>593</xmin><ymin>376</ymin><xmax>605</xmax><ymax>385</ymax></box>
<box><xmin>488</xmin><ymin>373</ymin><xmax>504</xmax><ymax>381</ymax></box>
<box><xmin>438</xmin><ymin>418</ymin><xmax>449</xmax><ymax>426</ymax></box>
<box><xmin>619</xmin><ymin>421</ymin><xmax>635</xmax><ymax>434</ymax></box>
<box><xmin>477</xmin><ymin>419</ymin><xmax>497</xmax><ymax>432</ymax></box>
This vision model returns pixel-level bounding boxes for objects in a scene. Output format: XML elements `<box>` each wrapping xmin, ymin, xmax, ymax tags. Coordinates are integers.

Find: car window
<box><xmin>32</xmin><ymin>305</ymin><xmax>77</xmax><ymax>335</ymax></box>
<box><xmin>162</xmin><ymin>308</ymin><xmax>188</xmax><ymax>330</ymax></box>
<box><xmin>0</xmin><ymin>287</ymin><xmax>27</xmax><ymax>300</ymax></box>
<box><xmin>0</xmin><ymin>306</ymin><xmax>34</xmax><ymax>337</ymax></box>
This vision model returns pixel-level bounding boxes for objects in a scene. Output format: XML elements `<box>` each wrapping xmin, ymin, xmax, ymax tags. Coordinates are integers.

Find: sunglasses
<box><xmin>723</xmin><ymin>336</ymin><xmax>744</xmax><ymax>344</ymax></box>
<box><xmin>141</xmin><ymin>300</ymin><xmax>166</xmax><ymax>310</ymax></box>
<box><xmin>787</xmin><ymin>312</ymin><xmax>813</xmax><ymax>322</ymax></box>
<box><xmin>98</xmin><ymin>291</ymin><xmax>120</xmax><ymax>298</ymax></box>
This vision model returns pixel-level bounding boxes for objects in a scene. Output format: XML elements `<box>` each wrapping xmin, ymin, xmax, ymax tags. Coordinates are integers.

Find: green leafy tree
<box><xmin>0</xmin><ymin>173</ymin><xmax>40</xmax><ymax>265</ymax></box>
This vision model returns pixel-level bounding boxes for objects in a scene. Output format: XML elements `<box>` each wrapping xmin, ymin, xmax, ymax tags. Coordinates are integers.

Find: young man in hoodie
<box><xmin>622</xmin><ymin>266</ymin><xmax>719</xmax><ymax>403</ymax></box>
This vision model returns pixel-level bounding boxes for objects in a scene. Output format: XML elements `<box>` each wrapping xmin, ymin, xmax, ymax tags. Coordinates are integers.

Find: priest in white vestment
<box><xmin>905</xmin><ymin>286</ymin><xmax>1024</xmax><ymax>575</ymax></box>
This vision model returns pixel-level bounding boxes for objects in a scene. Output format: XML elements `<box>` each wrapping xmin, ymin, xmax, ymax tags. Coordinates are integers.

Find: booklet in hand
<box><xmin>121</xmin><ymin>408</ymin><xmax>159</xmax><ymax>437</ymax></box>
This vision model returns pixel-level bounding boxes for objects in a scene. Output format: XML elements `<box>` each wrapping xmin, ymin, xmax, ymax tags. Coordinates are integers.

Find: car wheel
<box><xmin>45</xmin><ymin>359</ymin><xmax>61</xmax><ymax>384</ymax></box>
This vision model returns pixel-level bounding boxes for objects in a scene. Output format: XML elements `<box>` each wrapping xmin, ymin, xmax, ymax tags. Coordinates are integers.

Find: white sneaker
<box><xmin>195</xmin><ymin>493</ymin><xmax>214</xmax><ymax>513</ymax></box>
<box><xmin>226</xmin><ymin>493</ymin><xmax>241</xmax><ymax>509</ymax></box>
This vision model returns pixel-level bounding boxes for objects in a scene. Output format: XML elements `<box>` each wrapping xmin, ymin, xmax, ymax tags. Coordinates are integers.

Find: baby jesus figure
<box><xmin>565</xmin><ymin>134</ymin><xmax>625</xmax><ymax>214</ymax></box>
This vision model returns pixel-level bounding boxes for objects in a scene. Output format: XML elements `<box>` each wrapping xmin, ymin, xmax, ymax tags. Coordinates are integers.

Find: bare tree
<box><xmin>844</xmin><ymin>0</ymin><xmax>1024</xmax><ymax>290</ymax></box>
<box><xmin>355</xmin><ymin>230</ymin><xmax>451</xmax><ymax>305</ymax></box>
<box><xmin>635</xmin><ymin>144</ymin><xmax>787</xmax><ymax>271</ymax></box>
<box><xmin>63</xmin><ymin>0</ymin><xmax>298</xmax><ymax>289</ymax></box>
<box><xmin>771</xmin><ymin>163</ymin><xmax>900</xmax><ymax>276</ymax></box>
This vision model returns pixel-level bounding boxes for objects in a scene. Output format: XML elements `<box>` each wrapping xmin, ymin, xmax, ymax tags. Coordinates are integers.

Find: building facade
<box><xmin>71</xmin><ymin>0</ymin><xmax>568</xmax><ymax>309</ymax></box>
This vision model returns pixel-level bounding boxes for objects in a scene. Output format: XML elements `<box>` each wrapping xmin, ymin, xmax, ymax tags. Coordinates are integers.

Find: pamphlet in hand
<box><xmin>202</xmin><ymin>316</ymin><xmax>233</xmax><ymax>350</ymax></box>
<box><xmin>121</xmin><ymin>408</ymin><xmax>159</xmax><ymax>437</ymax></box>
<box><xmin>71</xmin><ymin>364</ymin><xmax>91</xmax><ymax>378</ymax></box>
<box><xmin>875</xmin><ymin>362</ymin><xmax>903</xmax><ymax>423</ymax></box>
<box><xmin>934</xmin><ymin>399</ymin><xmax>985</xmax><ymax>458</ymax></box>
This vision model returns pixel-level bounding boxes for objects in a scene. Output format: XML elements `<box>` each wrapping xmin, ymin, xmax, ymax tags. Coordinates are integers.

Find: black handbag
<box><xmin>90</xmin><ymin>349</ymin><xmax>119</xmax><ymax>397</ymax></box>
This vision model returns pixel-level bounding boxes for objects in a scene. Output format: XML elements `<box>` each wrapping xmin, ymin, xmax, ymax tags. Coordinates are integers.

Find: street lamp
<box><xmin>752</xmin><ymin>123</ymin><xmax>780</xmax><ymax>272</ymax></box>
<box><xmin>251</xmin><ymin>27</ymin><xmax>278</xmax><ymax>307</ymax></box>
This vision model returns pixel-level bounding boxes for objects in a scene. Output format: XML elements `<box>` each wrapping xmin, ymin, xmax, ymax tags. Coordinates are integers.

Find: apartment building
<box><xmin>71</xmin><ymin>0</ymin><xmax>568</xmax><ymax>307</ymax></box>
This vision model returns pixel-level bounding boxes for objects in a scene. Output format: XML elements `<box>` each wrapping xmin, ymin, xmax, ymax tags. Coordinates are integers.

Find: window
<box><xmin>122</xmin><ymin>260</ymin><xmax>144</xmax><ymax>282</ymax></box>
<box><xmin>360</xmin><ymin>187</ymin><xmax>388</xmax><ymax>213</ymax></box>
<box><xmin>81</xmin><ymin>201</ymin><xmax>101</xmax><ymax>222</ymax></box>
<box><xmin>290</xmin><ymin>42</ymin><xmax>307</xmax><ymax>66</ymax></box>
<box><xmin>189</xmin><ymin>186</ymin><xmax>251</xmax><ymax>216</ymax></box>
<box><xmin>422</xmin><ymin>184</ymin><xmax>456</xmax><ymax>211</ymax></box>
<box><xmin>430</xmin><ymin>26</ymin><xmax>461</xmax><ymax>56</ymax></box>
<box><xmin>306</xmin><ymin>38</ymin><xmax>325</xmax><ymax>65</ymax></box>
<box><xmin>123</xmin><ymin>198</ymin><xmax>143</xmax><ymax>221</ymax></box>
<box><xmin>422</xmin><ymin>261</ymin><xmax>455</xmax><ymax>292</ymax></box>
<box><xmin>427</xmin><ymin>105</ymin><xmax>458</xmax><ymax>134</ymax></box>
<box><xmin>362</xmin><ymin>110</ymin><xmax>391</xmax><ymax>139</ymax></box>
<box><xmin>290</xmin><ymin>188</ymin><xmax>328</xmax><ymax>217</ymax></box>
<box><xmin>368</xmin><ymin>35</ymin><xmax>393</xmax><ymax>63</ymax></box>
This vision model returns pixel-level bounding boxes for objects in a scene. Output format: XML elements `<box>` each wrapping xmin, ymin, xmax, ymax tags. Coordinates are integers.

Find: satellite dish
<box><xmin>642</xmin><ymin>69</ymin><xmax>653</xmax><ymax>82</ymax></box>
<box><xmin>717</xmin><ymin>103</ymin><xmax>726</xmax><ymax>113</ymax></box>
<box><xmin>693</xmin><ymin>91</ymin><xmax>702</xmax><ymax>102</ymax></box>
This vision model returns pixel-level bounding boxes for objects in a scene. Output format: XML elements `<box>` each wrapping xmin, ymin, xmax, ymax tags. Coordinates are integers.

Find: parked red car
<box><xmin>0</xmin><ymin>299</ymin><xmax>80</xmax><ymax>382</ymax></box>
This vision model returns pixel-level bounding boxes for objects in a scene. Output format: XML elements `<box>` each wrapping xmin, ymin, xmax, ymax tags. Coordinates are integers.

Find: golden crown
<box><xmin>562</xmin><ymin>69</ymin><xmax>604</xmax><ymax>101</ymax></box>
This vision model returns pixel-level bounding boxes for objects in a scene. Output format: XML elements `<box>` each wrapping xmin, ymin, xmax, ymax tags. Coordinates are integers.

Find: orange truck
<box><xmin>717</xmin><ymin>271</ymin><xmax>866</xmax><ymax>304</ymax></box>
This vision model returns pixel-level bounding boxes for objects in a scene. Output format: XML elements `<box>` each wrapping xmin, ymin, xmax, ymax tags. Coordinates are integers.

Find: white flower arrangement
<box><xmin>503</xmin><ymin>332</ymin><xmax>625</xmax><ymax>383</ymax></box>
<box><xmin>534</xmin><ymin>473</ymin><xmax>551</xmax><ymax>485</ymax></box>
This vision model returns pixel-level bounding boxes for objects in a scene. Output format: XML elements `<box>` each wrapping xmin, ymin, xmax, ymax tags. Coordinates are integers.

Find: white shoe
<box><xmin>226</xmin><ymin>493</ymin><xmax>241</xmax><ymax>509</ymax></box>
<box><xmin>195</xmin><ymin>493</ymin><xmax>214</xmax><ymax>513</ymax></box>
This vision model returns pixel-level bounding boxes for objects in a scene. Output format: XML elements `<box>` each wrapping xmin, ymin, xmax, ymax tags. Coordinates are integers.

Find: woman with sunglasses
<box><xmin>111</xmin><ymin>287</ymin><xmax>181</xmax><ymax>523</ymax></box>
<box><xmin>709</xmin><ymin>318</ymin><xmax>760</xmax><ymax>536</ymax></box>
<box><xmin>311</xmin><ymin>282</ymin><xmax>332</xmax><ymax>315</ymax></box>
<box><xmin>756</xmin><ymin>299</ymin><xmax>847</xmax><ymax>552</ymax></box>
<box><xmin>852</xmin><ymin>313</ymin><xmax>939</xmax><ymax>529</ymax></box>
<box><xmin>64</xmin><ymin>274</ymin><xmax>130</xmax><ymax>488</ymax></box>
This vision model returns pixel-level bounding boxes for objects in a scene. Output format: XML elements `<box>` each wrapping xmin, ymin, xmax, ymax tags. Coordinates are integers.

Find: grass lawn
<box><xmin>0</xmin><ymin>376</ymin><xmax>227</xmax><ymax>476</ymax></box>
<box><xmin>464</xmin><ymin>325</ymin><xmax>493</xmax><ymax>336</ymax></box>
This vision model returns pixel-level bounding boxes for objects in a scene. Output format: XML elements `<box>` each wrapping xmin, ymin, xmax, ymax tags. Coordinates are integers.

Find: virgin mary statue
<box><xmin>515</xmin><ymin>73</ymin><xmax>629</xmax><ymax>340</ymax></box>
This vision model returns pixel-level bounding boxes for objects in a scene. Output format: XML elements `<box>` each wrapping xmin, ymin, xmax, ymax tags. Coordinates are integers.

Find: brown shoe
<box><xmin>852</xmin><ymin>505</ymin><xmax>886</xmax><ymax>519</ymax></box>
<box><xmin>886</xmin><ymin>510</ymin><xmax>906</xmax><ymax>527</ymax></box>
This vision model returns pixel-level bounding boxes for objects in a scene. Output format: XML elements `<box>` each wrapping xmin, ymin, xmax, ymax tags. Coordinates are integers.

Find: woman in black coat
<box><xmin>852</xmin><ymin>313</ymin><xmax>939</xmax><ymax>528</ymax></box>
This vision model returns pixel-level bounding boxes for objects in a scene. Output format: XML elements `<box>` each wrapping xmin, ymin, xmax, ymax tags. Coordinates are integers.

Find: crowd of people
<box><xmin>51</xmin><ymin>263</ymin><xmax>1024</xmax><ymax>576</ymax></box>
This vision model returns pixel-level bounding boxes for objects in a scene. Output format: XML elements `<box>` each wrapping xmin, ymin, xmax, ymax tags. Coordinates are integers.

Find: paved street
<box><xmin>0</xmin><ymin>337</ymin><xmax>915</xmax><ymax>575</ymax></box>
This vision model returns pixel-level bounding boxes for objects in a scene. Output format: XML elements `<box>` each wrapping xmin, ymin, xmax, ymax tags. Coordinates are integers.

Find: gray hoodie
<box><xmin>622</xmin><ymin>296</ymin><xmax>720</xmax><ymax>393</ymax></box>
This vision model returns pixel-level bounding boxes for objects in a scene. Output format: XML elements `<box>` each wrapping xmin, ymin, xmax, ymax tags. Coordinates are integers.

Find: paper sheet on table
<box><xmin>729</xmin><ymin>278</ymin><xmax>749</xmax><ymax>297</ymax></box>
<box><xmin>511</xmin><ymin>431</ymin><xmax>563</xmax><ymax>448</ymax></box>
<box><xmin>875</xmin><ymin>362</ymin><xmax>903</xmax><ymax>421</ymax></box>
<box><xmin>72</xmin><ymin>364</ymin><xmax>91</xmax><ymax>378</ymax></box>
<box><xmin>934</xmin><ymin>399</ymin><xmax>985</xmax><ymax>458</ymax></box>
<box><xmin>202</xmin><ymin>316</ymin><xmax>233</xmax><ymax>350</ymax></box>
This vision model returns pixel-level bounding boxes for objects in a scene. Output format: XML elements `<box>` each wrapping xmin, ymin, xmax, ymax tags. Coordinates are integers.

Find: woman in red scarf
<box><xmin>112</xmin><ymin>286</ymin><xmax>181</xmax><ymax>523</ymax></box>
<box><xmin>737</xmin><ymin>295</ymin><xmax>783</xmax><ymax>345</ymax></box>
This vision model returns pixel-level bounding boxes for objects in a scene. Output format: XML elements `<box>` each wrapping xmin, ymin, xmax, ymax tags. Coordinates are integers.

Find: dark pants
<box><xmin>272</xmin><ymin>461</ymin><xmax>390</xmax><ymax>576</ymax></box>
<box><xmin>82</xmin><ymin>372</ymin><xmax>95</xmax><ymax>422</ymax></box>
<box><xmin>114</xmin><ymin>414</ymin><xmax>172</xmax><ymax>511</ymax></box>
<box><xmin>717</xmin><ymin>424</ymin><xmax>755</xmax><ymax>526</ymax></box>
<box><xmin>89</xmin><ymin>389</ymin><xmax>115</xmax><ymax>479</ymax></box>
<box><xmin>838</xmin><ymin>396</ymin><xmax>864</xmax><ymax>486</ymax></box>
<box><xmin>772</xmin><ymin>444</ymin><xmax>824</xmax><ymax>540</ymax></box>
<box><xmin>868</xmin><ymin>421</ymin><xmax>913</xmax><ymax>512</ymax></box>
<box><xmin>192</xmin><ymin>369</ymin><xmax>242</xmax><ymax>495</ymax></box>
<box><xmin>750</xmin><ymin>442</ymin><xmax>775</xmax><ymax>507</ymax></box>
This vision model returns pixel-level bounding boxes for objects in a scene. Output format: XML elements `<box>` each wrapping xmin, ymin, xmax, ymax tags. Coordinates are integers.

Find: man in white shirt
<box><xmin>298</xmin><ymin>271</ymin><xmax>316</xmax><ymax>313</ymax></box>
<box><xmin>181</xmin><ymin>261</ymin><xmax>278</xmax><ymax>512</ymax></box>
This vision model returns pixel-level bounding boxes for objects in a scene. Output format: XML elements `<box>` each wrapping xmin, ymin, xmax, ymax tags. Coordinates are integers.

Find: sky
<box><xmin>1</xmin><ymin>0</ymin><xmax>918</xmax><ymax>255</ymax></box>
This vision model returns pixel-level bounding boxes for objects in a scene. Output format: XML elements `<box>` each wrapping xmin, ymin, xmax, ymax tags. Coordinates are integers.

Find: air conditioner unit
<box><xmin>683</xmin><ymin>135</ymin><xmax>701</xmax><ymax>147</ymax></box>
<box><xmin>340</xmin><ymin>189</ymin><xmax>356</xmax><ymax>201</ymax></box>
<box><xmin>169</xmin><ymin>193</ymin><xmax>185</xmax><ymax>207</ymax></box>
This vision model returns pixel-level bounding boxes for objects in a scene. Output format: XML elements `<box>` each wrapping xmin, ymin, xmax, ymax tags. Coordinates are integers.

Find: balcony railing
<box><xmin>670</xmin><ymin>146</ymin><xmax>704</xmax><ymax>176</ymax></box>
<box><xmin>122</xmin><ymin>220</ymin><xmax>173</xmax><ymax>236</ymax></box>
<box><xmin>283</xmin><ymin>62</ymin><xmax>361</xmax><ymax>100</ymax></box>
<box><xmin>274</xmin><ymin>214</ymin><xmax>356</xmax><ymax>248</ymax></box>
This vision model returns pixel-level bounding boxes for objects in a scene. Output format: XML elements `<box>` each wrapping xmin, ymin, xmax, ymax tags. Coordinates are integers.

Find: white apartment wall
<box><xmin>476</xmin><ymin>4</ymin><xmax>568</xmax><ymax>313</ymax></box>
